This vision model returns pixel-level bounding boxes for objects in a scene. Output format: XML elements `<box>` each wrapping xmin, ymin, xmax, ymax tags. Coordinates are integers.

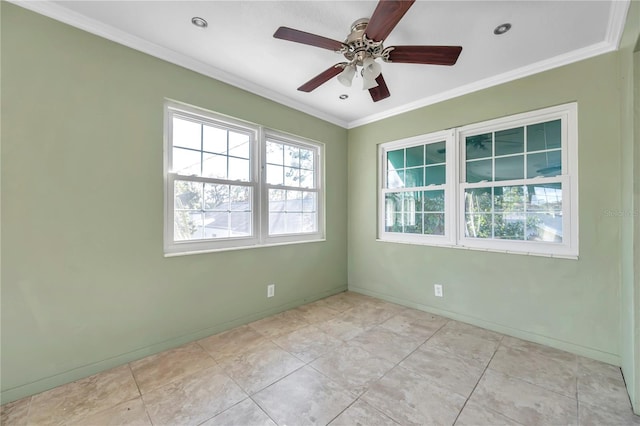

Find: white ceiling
<box><xmin>13</xmin><ymin>1</ymin><xmax>630</xmax><ymax>128</ymax></box>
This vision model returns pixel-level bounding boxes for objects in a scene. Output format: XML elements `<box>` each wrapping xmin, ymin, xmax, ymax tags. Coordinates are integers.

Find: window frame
<box><xmin>378</xmin><ymin>130</ymin><xmax>456</xmax><ymax>247</ymax></box>
<box><xmin>164</xmin><ymin>100</ymin><xmax>325</xmax><ymax>256</ymax></box>
<box><xmin>377</xmin><ymin>103</ymin><xmax>579</xmax><ymax>258</ymax></box>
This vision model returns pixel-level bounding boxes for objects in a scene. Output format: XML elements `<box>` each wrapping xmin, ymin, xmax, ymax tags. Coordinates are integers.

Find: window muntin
<box><xmin>378</xmin><ymin>103</ymin><xmax>578</xmax><ymax>258</ymax></box>
<box><xmin>164</xmin><ymin>102</ymin><xmax>324</xmax><ymax>255</ymax></box>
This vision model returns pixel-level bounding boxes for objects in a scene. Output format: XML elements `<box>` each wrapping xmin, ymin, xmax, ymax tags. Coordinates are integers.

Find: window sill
<box><xmin>164</xmin><ymin>237</ymin><xmax>326</xmax><ymax>258</ymax></box>
<box><xmin>375</xmin><ymin>238</ymin><xmax>578</xmax><ymax>260</ymax></box>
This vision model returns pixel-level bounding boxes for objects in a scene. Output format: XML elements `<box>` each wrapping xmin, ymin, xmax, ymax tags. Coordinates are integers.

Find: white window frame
<box><xmin>379</xmin><ymin>130</ymin><xmax>456</xmax><ymax>246</ymax></box>
<box><xmin>262</xmin><ymin>130</ymin><xmax>325</xmax><ymax>246</ymax></box>
<box><xmin>164</xmin><ymin>100</ymin><xmax>325</xmax><ymax>256</ymax></box>
<box><xmin>377</xmin><ymin>103</ymin><xmax>579</xmax><ymax>258</ymax></box>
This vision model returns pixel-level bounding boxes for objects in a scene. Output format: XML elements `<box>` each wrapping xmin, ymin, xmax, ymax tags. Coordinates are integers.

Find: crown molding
<box><xmin>10</xmin><ymin>0</ymin><xmax>630</xmax><ymax>131</ymax></box>
<box><xmin>8</xmin><ymin>0</ymin><xmax>349</xmax><ymax>129</ymax></box>
<box><xmin>347</xmin><ymin>0</ymin><xmax>630</xmax><ymax>129</ymax></box>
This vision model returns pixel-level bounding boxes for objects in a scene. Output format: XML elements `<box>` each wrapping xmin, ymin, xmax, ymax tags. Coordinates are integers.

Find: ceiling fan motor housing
<box><xmin>342</xmin><ymin>18</ymin><xmax>393</xmax><ymax>65</ymax></box>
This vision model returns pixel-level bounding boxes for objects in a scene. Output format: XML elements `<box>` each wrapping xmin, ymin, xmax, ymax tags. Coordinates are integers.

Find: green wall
<box><xmin>349</xmin><ymin>51</ymin><xmax>625</xmax><ymax>363</ymax></box>
<box><xmin>620</xmin><ymin>0</ymin><xmax>640</xmax><ymax>413</ymax></box>
<box><xmin>0</xmin><ymin>3</ymin><xmax>348</xmax><ymax>404</ymax></box>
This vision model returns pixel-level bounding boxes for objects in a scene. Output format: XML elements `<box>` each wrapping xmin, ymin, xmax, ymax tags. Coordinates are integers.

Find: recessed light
<box><xmin>339</xmin><ymin>94</ymin><xmax>349</xmax><ymax>100</ymax></box>
<box><xmin>191</xmin><ymin>17</ymin><xmax>208</xmax><ymax>28</ymax></box>
<box><xmin>493</xmin><ymin>23</ymin><xmax>511</xmax><ymax>35</ymax></box>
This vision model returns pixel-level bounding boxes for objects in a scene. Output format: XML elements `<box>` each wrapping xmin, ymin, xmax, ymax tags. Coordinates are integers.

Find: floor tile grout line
<box><xmin>452</xmin><ymin>334</ymin><xmax>503</xmax><ymax>426</ymax></box>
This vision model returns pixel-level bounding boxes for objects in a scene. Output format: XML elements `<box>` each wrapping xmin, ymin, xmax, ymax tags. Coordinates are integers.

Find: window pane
<box><xmin>465</xmin><ymin>188</ymin><xmax>492</xmax><ymax>213</ymax></box>
<box><xmin>527</xmin><ymin>150</ymin><xmax>561</xmax><ymax>178</ymax></box>
<box><xmin>384</xmin><ymin>193</ymin><xmax>401</xmax><ymax>231</ymax></box>
<box><xmin>228</xmin><ymin>157</ymin><xmax>250</xmax><ymax>181</ymax></box>
<box><xmin>267</xmin><ymin>164</ymin><xmax>284</xmax><ymax>185</ymax></box>
<box><xmin>285</xmin><ymin>213</ymin><xmax>303</xmax><ymax>234</ymax></box>
<box><xmin>527</xmin><ymin>120</ymin><xmax>561</xmax><ymax>152</ymax></box>
<box><xmin>284</xmin><ymin>145</ymin><xmax>300</xmax><ymax>167</ymax></box>
<box><xmin>404</xmin><ymin>212</ymin><xmax>423</xmax><ymax>234</ymax></box>
<box><xmin>466</xmin><ymin>133</ymin><xmax>492</xmax><ymax>160</ymax></box>
<box><xmin>204</xmin><ymin>211</ymin><xmax>229</xmax><ymax>239</ymax></box>
<box><xmin>404</xmin><ymin>168</ymin><xmax>423</xmax><ymax>187</ymax></box>
<box><xmin>299</xmin><ymin>170</ymin><xmax>314</xmax><ymax>188</ymax></box>
<box><xmin>285</xmin><ymin>167</ymin><xmax>300</xmax><ymax>187</ymax></box>
<box><xmin>302</xmin><ymin>192</ymin><xmax>317</xmax><ymax>212</ymax></box>
<box><xmin>174</xmin><ymin>211</ymin><xmax>204</xmax><ymax>241</ymax></box>
<box><xmin>387</xmin><ymin>149</ymin><xmax>404</xmax><ymax>170</ymax></box>
<box><xmin>228</xmin><ymin>131</ymin><xmax>250</xmax><ymax>159</ymax></box>
<box><xmin>526</xmin><ymin>212</ymin><xmax>563</xmax><ymax>242</ymax></box>
<box><xmin>174</xmin><ymin>180</ymin><xmax>202</xmax><ymax>210</ymax></box>
<box><xmin>494</xmin><ymin>186</ymin><xmax>525</xmax><ymax>212</ymax></box>
<box><xmin>424</xmin><ymin>213</ymin><xmax>445</xmax><ymax>235</ymax></box>
<box><xmin>423</xmin><ymin>190</ymin><xmax>445</xmax><ymax>212</ymax></box>
<box><xmin>173</xmin><ymin>117</ymin><xmax>201</xmax><ymax>150</ymax></box>
<box><xmin>426</xmin><ymin>142</ymin><xmax>446</xmax><ymax>165</ymax></box>
<box><xmin>465</xmin><ymin>214</ymin><xmax>492</xmax><ymax>238</ymax></box>
<box><xmin>495</xmin><ymin>155</ymin><xmax>524</xmax><ymax>181</ymax></box>
<box><xmin>202</xmin><ymin>153</ymin><xmax>227</xmax><ymax>179</ymax></box>
<box><xmin>269</xmin><ymin>189</ymin><xmax>286</xmax><ymax>212</ymax></box>
<box><xmin>494</xmin><ymin>213</ymin><xmax>525</xmax><ymax>240</ymax></box>
<box><xmin>426</xmin><ymin>165</ymin><xmax>445</xmax><ymax>185</ymax></box>
<box><xmin>229</xmin><ymin>186</ymin><xmax>251</xmax><ymax>211</ymax></box>
<box><xmin>286</xmin><ymin>190</ymin><xmax>303</xmax><ymax>212</ymax></box>
<box><xmin>495</xmin><ymin>127</ymin><xmax>524</xmax><ymax>156</ymax></box>
<box><xmin>526</xmin><ymin>183</ymin><xmax>562</xmax><ymax>212</ymax></box>
<box><xmin>269</xmin><ymin>212</ymin><xmax>286</xmax><ymax>234</ymax></box>
<box><xmin>387</xmin><ymin>170</ymin><xmax>404</xmax><ymax>189</ymax></box>
<box><xmin>204</xmin><ymin>184</ymin><xmax>228</xmax><ymax>211</ymax></box>
<box><xmin>466</xmin><ymin>159</ymin><xmax>492</xmax><ymax>183</ymax></box>
<box><xmin>230</xmin><ymin>212</ymin><xmax>251</xmax><ymax>236</ymax></box>
<box><xmin>299</xmin><ymin>148</ymin><xmax>314</xmax><ymax>170</ymax></box>
<box><xmin>302</xmin><ymin>213</ymin><xmax>317</xmax><ymax>233</ymax></box>
<box><xmin>266</xmin><ymin>141</ymin><xmax>284</xmax><ymax>165</ymax></box>
<box><xmin>202</xmin><ymin>125</ymin><xmax>227</xmax><ymax>154</ymax></box>
<box><xmin>406</xmin><ymin>146</ymin><xmax>424</xmax><ymax>167</ymax></box>
<box><xmin>172</xmin><ymin>148</ymin><xmax>201</xmax><ymax>176</ymax></box>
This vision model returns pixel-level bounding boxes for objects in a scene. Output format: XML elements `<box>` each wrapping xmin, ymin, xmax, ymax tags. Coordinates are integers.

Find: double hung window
<box><xmin>379</xmin><ymin>103</ymin><xmax>578</xmax><ymax>258</ymax></box>
<box><xmin>164</xmin><ymin>101</ymin><xmax>324</xmax><ymax>255</ymax></box>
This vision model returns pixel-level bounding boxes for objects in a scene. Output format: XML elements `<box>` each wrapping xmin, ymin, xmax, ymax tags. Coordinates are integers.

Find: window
<box><xmin>379</xmin><ymin>130</ymin><xmax>455</xmax><ymax>246</ymax></box>
<box><xmin>164</xmin><ymin>101</ymin><xmax>324</xmax><ymax>255</ymax></box>
<box><xmin>378</xmin><ymin>103</ymin><xmax>578</xmax><ymax>258</ymax></box>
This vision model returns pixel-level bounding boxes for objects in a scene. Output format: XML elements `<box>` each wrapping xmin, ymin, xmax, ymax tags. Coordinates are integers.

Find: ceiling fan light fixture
<box><xmin>337</xmin><ymin>64</ymin><xmax>356</xmax><ymax>87</ymax></box>
<box><xmin>362</xmin><ymin>72</ymin><xmax>379</xmax><ymax>90</ymax></box>
<box><xmin>362</xmin><ymin>56</ymin><xmax>382</xmax><ymax>80</ymax></box>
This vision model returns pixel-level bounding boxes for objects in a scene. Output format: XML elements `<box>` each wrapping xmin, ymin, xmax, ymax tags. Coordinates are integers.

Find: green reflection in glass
<box><xmin>495</xmin><ymin>127</ymin><xmax>524</xmax><ymax>156</ymax></box>
<box><xmin>527</xmin><ymin>120</ymin><xmax>561</xmax><ymax>152</ymax></box>
<box><xmin>466</xmin><ymin>133</ymin><xmax>492</xmax><ymax>160</ymax></box>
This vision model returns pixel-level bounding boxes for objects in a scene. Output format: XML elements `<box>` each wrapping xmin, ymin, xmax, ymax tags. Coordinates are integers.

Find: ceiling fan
<box><xmin>273</xmin><ymin>0</ymin><xmax>462</xmax><ymax>102</ymax></box>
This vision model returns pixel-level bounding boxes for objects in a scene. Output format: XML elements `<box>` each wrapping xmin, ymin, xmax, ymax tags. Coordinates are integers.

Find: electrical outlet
<box><xmin>267</xmin><ymin>284</ymin><xmax>275</xmax><ymax>298</ymax></box>
<box><xmin>434</xmin><ymin>284</ymin><xmax>443</xmax><ymax>297</ymax></box>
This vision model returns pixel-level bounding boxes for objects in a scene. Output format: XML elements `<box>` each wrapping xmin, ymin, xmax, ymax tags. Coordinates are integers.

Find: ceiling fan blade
<box><xmin>365</xmin><ymin>0</ymin><xmax>416</xmax><ymax>42</ymax></box>
<box><xmin>387</xmin><ymin>45</ymin><xmax>463</xmax><ymax>65</ymax></box>
<box><xmin>369</xmin><ymin>74</ymin><xmax>390</xmax><ymax>102</ymax></box>
<box><xmin>274</xmin><ymin>27</ymin><xmax>347</xmax><ymax>52</ymax></box>
<box><xmin>298</xmin><ymin>63</ymin><xmax>347</xmax><ymax>92</ymax></box>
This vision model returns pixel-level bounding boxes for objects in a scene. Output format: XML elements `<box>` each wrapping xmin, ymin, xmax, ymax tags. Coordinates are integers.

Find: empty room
<box><xmin>1</xmin><ymin>0</ymin><xmax>639</xmax><ymax>424</ymax></box>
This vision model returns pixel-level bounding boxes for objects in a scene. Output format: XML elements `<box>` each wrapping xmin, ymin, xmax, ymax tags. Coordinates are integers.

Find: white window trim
<box><xmin>379</xmin><ymin>130</ymin><xmax>456</xmax><ymax>247</ymax></box>
<box><xmin>262</xmin><ymin>129</ymin><xmax>325</xmax><ymax>246</ymax></box>
<box><xmin>377</xmin><ymin>103</ymin><xmax>579</xmax><ymax>259</ymax></box>
<box><xmin>164</xmin><ymin>100</ymin><xmax>325</xmax><ymax>256</ymax></box>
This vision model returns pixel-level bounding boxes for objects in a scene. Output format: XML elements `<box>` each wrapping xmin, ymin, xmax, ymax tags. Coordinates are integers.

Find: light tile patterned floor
<box><xmin>2</xmin><ymin>291</ymin><xmax>639</xmax><ymax>426</ymax></box>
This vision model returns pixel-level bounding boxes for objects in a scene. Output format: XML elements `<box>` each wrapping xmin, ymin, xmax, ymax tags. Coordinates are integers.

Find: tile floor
<box><xmin>2</xmin><ymin>291</ymin><xmax>639</xmax><ymax>426</ymax></box>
